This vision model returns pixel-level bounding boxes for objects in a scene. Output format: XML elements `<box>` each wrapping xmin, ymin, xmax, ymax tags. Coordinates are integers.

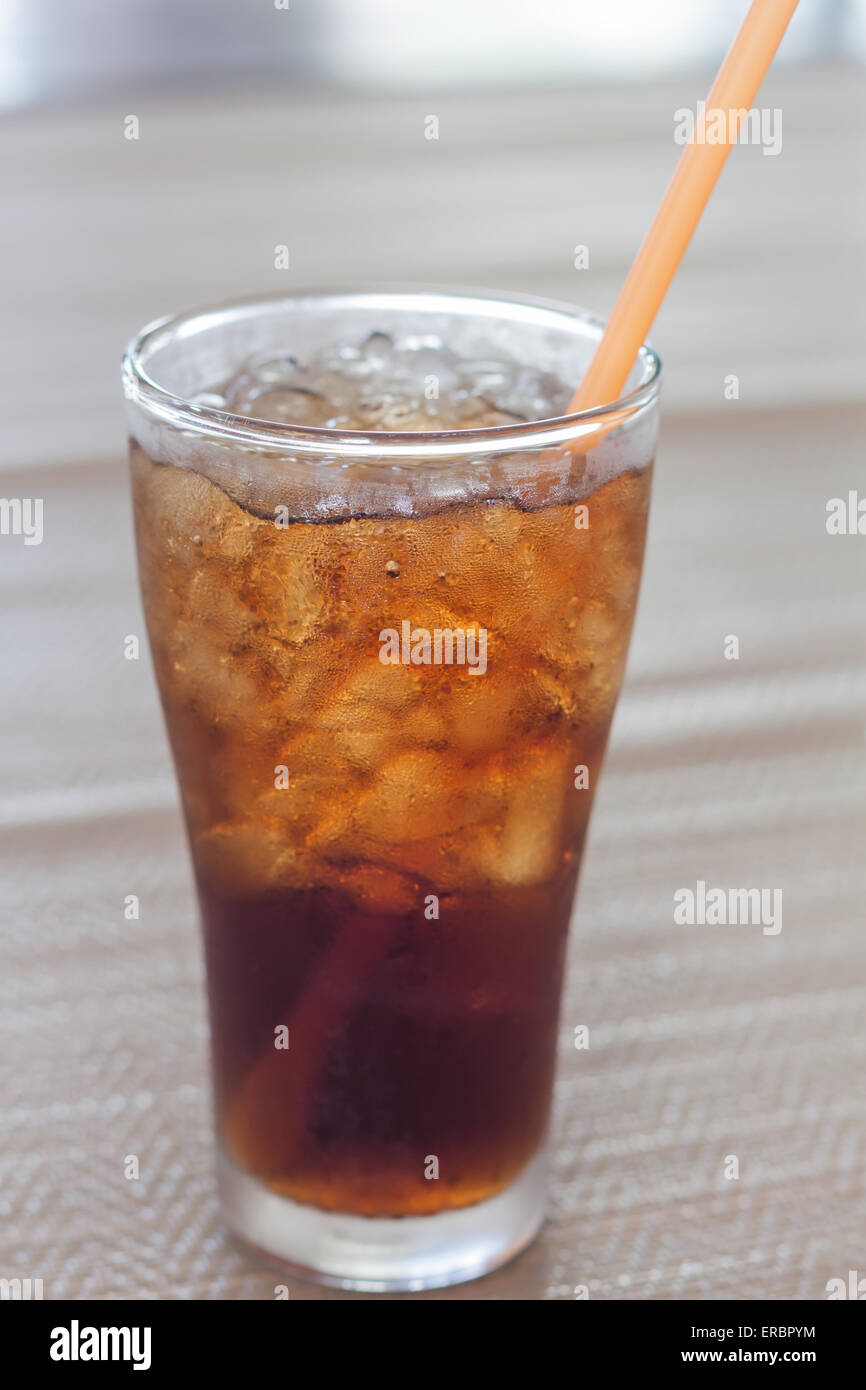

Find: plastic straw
<box><xmin>571</xmin><ymin>0</ymin><xmax>799</xmax><ymax>414</ymax></box>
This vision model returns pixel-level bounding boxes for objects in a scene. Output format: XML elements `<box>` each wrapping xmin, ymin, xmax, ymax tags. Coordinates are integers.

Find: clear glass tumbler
<box><xmin>122</xmin><ymin>288</ymin><xmax>660</xmax><ymax>1290</ymax></box>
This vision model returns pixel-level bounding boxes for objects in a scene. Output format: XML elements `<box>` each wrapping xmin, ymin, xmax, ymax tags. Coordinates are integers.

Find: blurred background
<box><xmin>2</xmin><ymin>0</ymin><xmax>866</xmax><ymax>104</ymax></box>
<box><xmin>2</xmin><ymin>0</ymin><xmax>865</xmax><ymax>463</ymax></box>
<box><xmin>1</xmin><ymin>1</ymin><xmax>864</xmax><ymax>1302</ymax></box>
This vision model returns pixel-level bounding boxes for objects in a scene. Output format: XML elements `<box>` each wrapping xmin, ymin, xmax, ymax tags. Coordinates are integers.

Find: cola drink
<box><xmin>125</xmin><ymin>291</ymin><xmax>659</xmax><ymax>1285</ymax></box>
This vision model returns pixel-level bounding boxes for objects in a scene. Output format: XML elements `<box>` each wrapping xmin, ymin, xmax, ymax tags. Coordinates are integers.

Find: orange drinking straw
<box><xmin>571</xmin><ymin>0</ymin><xmax>799</xmax><ymax>414</ymax></box>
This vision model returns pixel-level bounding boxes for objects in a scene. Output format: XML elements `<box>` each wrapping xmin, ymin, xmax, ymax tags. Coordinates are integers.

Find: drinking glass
<box><xmin>122</xmin><ymin>288</ymin><xmax>660</xmax><ymax>1290</ymax></box>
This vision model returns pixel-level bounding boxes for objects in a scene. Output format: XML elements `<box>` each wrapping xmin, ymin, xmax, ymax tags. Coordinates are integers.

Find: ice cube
<box><xmin>459</xmin><ymin>360</ymin><xmax>512</xmax><ymax>396</ymax></box>
<box><xmin>242</xmin><ymin>388</ymin><xmax>334</xmax><ymax>426</ymax></box>
<box><xmin>335</xmin><ymin>862</ymin><xmax>418</xmax><ymax>916</ymax></box>
<box><xmin>473</xmin><ymin>745</ymin><xmax>570</xmax><ymax>887</ymax></box>
<box><xmin>195</xmin><ymin>820</ymin><xmax>315</xmax><ymax>894</ymax></box>
<box><xmin>352</xmin><ymin>749</ymin><xmax>506</xmax><ymax>845</ymax></box>
<box><xmin>448</xmin><ymin>676</ymin><xmax>515</xmax><ymax>754</ymax></box>
<box><xmin>360</xmin><ymin>330</ymin><xmax>395</xmax><ymax>369</ymax></box>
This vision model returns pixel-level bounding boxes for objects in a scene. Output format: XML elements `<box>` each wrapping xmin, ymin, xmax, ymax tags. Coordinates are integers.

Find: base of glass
<box><xmin>218</xmin><ymin>1148</ymin><xmax>547</xmax><ymax>1292</ymax></box>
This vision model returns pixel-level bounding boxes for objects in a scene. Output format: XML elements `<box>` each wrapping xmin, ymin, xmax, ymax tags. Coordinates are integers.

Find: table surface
<box><xmin>1</xmin><ymin>64</ymin><xmax>864</xmax><ymax>1300</ymax></box>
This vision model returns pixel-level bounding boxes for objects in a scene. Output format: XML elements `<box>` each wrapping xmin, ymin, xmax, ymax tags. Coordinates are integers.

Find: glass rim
<box><xmin>121</xmin><ymin>285</ymin><xmax>662</xmax><ymax>461</ymax></box>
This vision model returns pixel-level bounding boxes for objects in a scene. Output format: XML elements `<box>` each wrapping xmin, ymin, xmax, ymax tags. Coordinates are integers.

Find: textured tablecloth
<box><xmin>1</xmin><ymin>66</ymin><xmax>864</xmax><ymax>1300</ymax></box>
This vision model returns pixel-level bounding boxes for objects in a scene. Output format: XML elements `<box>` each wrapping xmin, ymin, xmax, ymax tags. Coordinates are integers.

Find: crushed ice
<box><xmin>193</xmin><ymin>331</ymin><xmax>571</xmax><ymax>431</ymax></box>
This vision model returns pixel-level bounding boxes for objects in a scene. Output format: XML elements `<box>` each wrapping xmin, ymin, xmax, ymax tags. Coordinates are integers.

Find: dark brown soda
<box><xmin>131</xmin><ymin>440</ymin><xmax>651</xmax><ymax>1220</ymax></box>
<box><xmin>202</xmin><ymin>866</ymin><xmax>578</xmax><ymax>1216</ymax></box>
